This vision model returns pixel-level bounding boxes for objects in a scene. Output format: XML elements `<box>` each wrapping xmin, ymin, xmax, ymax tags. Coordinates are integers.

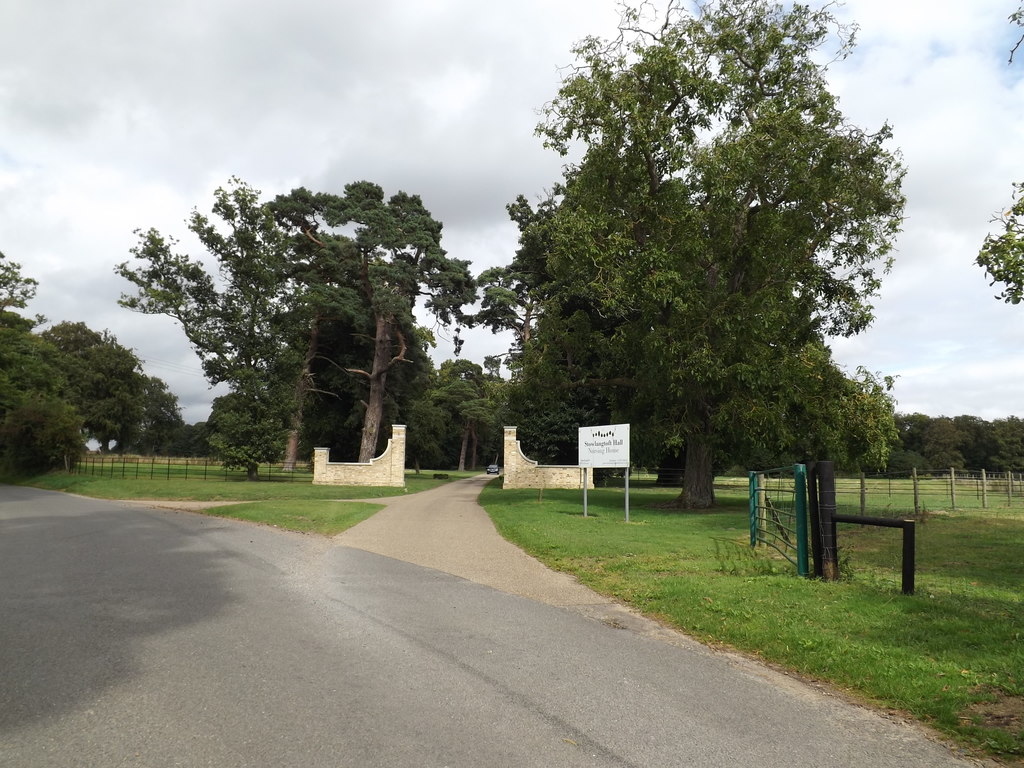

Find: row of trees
<box><xmin>2</xmin><ymin>240</ymin><xmax>496</xmax><ymax>473</ymax></box>
<box><xmin>890</xmin><ymin>413</ymin><xmax>1024</xmax><ymax>473</ymax></box>
<box><xmin>0</xmin><ymin>252</ymin><xmax>185</xmax><ymax>471</ymax></box>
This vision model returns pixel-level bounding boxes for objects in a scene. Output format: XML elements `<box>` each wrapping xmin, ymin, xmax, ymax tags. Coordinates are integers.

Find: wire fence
<box><xmin>622</xmin><ymin>466</ymin><xmax>1024</xmax><ymax>516</ymax></box>
<box><xmin>74</xmin><ymin>454</ymin><xmax>313</xmax><ymax>482</ymax></box>
<box><xmin>834</xmin><ymin>468</ymin><xmax>1024</xmax><ymax>517</ymax></box>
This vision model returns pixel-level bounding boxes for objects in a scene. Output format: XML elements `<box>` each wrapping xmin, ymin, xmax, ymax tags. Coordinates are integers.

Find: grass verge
<box><xmin>479</xmin><ymin>483</ymin><xmax>1024</xmax><ymax>762</ymax></box>
<box><xmin>201</xmin><ymin>499</ymin><xmax>383</xmax><ymax>536</ymax></box>
<box><xmin>1</xmin><ymin>469</ymin><xmax>466</xmax><ymax>501</ymax></box>
<box><xmin>1</xmin><ymin>468</ymin><xmax>473</xmax><ymax>537</ymax></box>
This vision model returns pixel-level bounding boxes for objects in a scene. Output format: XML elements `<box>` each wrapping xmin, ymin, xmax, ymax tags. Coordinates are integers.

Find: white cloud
<box><xmin>3</xmin><ymin>0</ymin><xmax>1024</xmax><ymax>424</ymax></box>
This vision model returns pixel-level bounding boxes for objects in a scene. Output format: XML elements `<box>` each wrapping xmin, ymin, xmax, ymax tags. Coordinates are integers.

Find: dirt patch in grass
<box><xmin>962</xmin><ymin>687</ymin><xmax>1024</xmax><ymax>760</ymax></box>
<box><xmin>964</xmin><ymin>689</ymin><xmax>1024</xmax><ymax>734</ymax></box>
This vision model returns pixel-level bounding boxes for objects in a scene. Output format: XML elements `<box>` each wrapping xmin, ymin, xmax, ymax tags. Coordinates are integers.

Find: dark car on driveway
<box><xmin>486</xmin><ymin>464</ymin><xmax>501</xmax><ymax>475</ymax></box>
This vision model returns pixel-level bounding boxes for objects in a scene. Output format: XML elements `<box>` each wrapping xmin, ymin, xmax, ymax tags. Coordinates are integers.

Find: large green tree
<box><xmin>0</xmin><ymin>314</ymin><xmax>63</xmax><ymax>419</ymax></box>
<box><xmin>533</xmin><ymin>0</ymin><xmax>905</xmax><ymax>507</ymax></box>
<box><xmin>434</xmin><ymin>359</ymin><xmax>495</xmax><ymax>471</ymax></box>
<box><xmin>117</xmin><ymin>178</ymin><xmax>300</xmax><ymax>478</ymax></box>
<box><xmin>0</xmin><ymin>397</ymin><xmax>84</xmax><ymax>473</ymax></box>
<box><xmin>128</xmin><ymin>375</ymin><xmax>185</xmax><ymax>455</ymax></box>
<box><xmin>40</xmin><ymin>321</ymin><xmax>147</xmax><ymax>452</ymax></box>
<box><xmin>991</xmin><ymin>416</ymin><xmax>1024</xmax><ymax>470</ymax></box>
<box><xmin>267</xmin><ymin>187</ymin><xmax>366</xmax><ymax>467</ymax></box>
<box><xmin>270</xmin><ymin>182</ymin><xmax>476</xmax><ymax>462</ymax></box>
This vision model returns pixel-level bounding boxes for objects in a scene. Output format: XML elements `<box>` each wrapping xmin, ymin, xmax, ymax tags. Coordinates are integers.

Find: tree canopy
<box><xmin>976</xmin><ymin>7</ymin><xmax>1024</xmax><ymax>299</ymax></box>
<box><xmin>117</xmin><ymin>178</ymin><xmax>300</xmax><ymax>478</ymax></box>
<box><xmin>40</xmin><ymin>322</ymin><xmax>149</xmax><ymax>452</ymax></box>
<box><xmin>117</xmin><ymin>177</ymin><xmax>477</xmax><ymax>473</ymax></box>
<box><xmin>0</xmin><ymin>250</ymin><xmax>39</xmax><ymax>314</ymax></box>
<box><xmin>474</xmin><ymin>193</ymin><xmax>559</xmax><ymax>360</ymax></box>
<box><xmin>270</xmin><ymin>181</ymin><xmax>476</xmax><ymax>462</ymax></box>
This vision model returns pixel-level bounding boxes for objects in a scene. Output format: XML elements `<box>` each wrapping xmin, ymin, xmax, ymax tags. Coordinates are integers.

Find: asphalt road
<box><xmin>0</xmin><ymin>484</ymin><xmax>985</xmax><ymax>767</ymax></box>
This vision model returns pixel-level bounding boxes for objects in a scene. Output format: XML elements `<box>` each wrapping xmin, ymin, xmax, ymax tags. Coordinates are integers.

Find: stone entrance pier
<box><xmin>501</xmin><ymin>426</ymin><xmax>593</xmax><ymax>490</ymax></box>
<box><xmin>313</xmin><ymin>425</ymin><xmax>406</xmax><ymax>488</ymax></box>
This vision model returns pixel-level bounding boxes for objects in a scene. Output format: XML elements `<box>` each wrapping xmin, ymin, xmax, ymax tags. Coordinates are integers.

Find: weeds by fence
<box><xmin>74</xmin><ymin>454</ymin><xmax>313</xmax><ymax>482</ymax></box>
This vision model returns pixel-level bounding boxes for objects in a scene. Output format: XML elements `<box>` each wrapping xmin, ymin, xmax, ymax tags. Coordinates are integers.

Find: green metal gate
<box><xmin>749</xmin><ymin>464</ymin><xmax>809</xmax><ymax>577</ymax></box>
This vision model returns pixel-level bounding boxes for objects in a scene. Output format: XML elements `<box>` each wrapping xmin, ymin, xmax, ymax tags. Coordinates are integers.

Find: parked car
<box><xmin>486</xmin><ymin>464</ymin><xmax>501</xmax><ymax>475</ymax></box>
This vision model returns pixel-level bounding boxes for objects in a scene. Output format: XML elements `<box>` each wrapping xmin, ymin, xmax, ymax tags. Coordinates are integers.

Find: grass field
<box><xmin>478</xmin><ymin>482</ymin><xmax>1024</xmax><ymax>762</ymax></box>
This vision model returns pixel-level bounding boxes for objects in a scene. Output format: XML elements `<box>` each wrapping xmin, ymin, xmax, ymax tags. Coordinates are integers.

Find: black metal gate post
<box><xmin>902</xmin><ymin>520</ymin><xmax>916</xmax><ymax>595</ymax></box>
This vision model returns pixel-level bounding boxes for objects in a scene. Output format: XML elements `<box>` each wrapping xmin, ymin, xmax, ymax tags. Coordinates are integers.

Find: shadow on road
<box><xmin>0</xmin><ymin>493</ymin><xmax>235</xmax><ymax>731</ymax></box>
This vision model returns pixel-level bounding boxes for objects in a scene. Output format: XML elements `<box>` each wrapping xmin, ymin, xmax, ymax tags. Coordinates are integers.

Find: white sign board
<box><xmin>578</xmin><ymin>424</ymin><xmax>630</xmax><ymax>468</ymax></box>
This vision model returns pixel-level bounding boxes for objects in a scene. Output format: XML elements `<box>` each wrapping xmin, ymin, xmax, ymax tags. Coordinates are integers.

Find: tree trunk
<box><xmin>283</xmin><ymin>430</ymin><xmax>301</xmax><ymax>472</ymax></box>
<box><xmin>358</xmin><ymin>314</ymin><xmax>393</xmax><ymax>462</ymax></box>
<box><xmin>283</xmin><ymin>318</ymin><xmax>321</xmax><ymax>470</ymax></box>
<box><xmin>247</xmin><ymin>464</ymin><xmax>259</xmax><ymax>481</ymax></box>
<box><xmin>677</xmin><ymin>431</ymin><xmax>715</xmax><ymax>509</ymax></box>
<box><xmin>469</xmin><ymin>422</ymin><xmax>478</xmax><ymax>471</ymax></box>
<box><xmin>458</xmin><ymin>421</ymin><xmax>470</xmax><ymax>472</ymax></box>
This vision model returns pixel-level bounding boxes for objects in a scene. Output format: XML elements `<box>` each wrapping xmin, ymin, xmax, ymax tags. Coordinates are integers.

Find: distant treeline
<box><xmin>888</xmin><ymin>413</ymin><xmax>1024</xmax><ymax>472</ymax></box>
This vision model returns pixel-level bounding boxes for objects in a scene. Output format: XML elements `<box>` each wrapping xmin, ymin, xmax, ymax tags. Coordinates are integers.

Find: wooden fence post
<box><xmin>816</xmin><ymin>461</ymin><xmax>838</xmax><ymax>581</ymax></box>
<box><xmin>912</xmin><ymin>467</ymin><xmax>920</xmax><ymax>516</ymax></box>
<box><xmin>981</xmin><ymin>468</ymin><xmax>988</xmax><ymax>509</ymax></box>
<box><xmin>807</xmin><ymin>463</ymin><xmax>823</xmax><ymax>578</ymax></box>
<box><xmin>950</xmin><ymin>467</ymin><xmax>957</xmax><ymax>511</ymax></box>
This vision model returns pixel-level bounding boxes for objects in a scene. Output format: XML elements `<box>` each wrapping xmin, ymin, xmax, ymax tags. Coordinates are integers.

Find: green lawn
<box><xmin>200</xmin><ymin>499</ymin><xmax>384</xmax><ymax>535</ymax></box>
<box><xmin>1</xmin><ymin>469</ymin><xmax>471</xmax><ymax>537</ymax></box>
<box><xmin>479</xmin><ymin>482</ymin><xmax>1024</xmax><ymax>762</ymax></box>
<box><xmin>5</xmin><ymin>469</ymin><xmax>468</xmax><ymax>501</ymax></box>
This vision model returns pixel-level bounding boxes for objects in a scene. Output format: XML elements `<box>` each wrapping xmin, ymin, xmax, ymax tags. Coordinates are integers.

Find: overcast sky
<box><xmin>3</xmin><ymin>1</ymin><xmax>1023</xmax><ymax>424</ymax></box>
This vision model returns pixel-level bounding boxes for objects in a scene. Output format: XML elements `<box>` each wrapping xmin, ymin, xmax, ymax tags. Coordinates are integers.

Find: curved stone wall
<box><xmin>312</xmin><ymin>425</ymin><xmax>406</xmax><ymax>488</ymax></box>
<box><xmin>501</xmin><ymin>426</ymin><xmax>593</xmax><ymax>490</ymax></box>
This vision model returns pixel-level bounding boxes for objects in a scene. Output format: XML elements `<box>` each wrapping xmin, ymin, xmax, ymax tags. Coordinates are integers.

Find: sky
<box><xmin>2</xmin><ymin>0</ymin><xmax>1023</xmax><ymax>425</ymax></box>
